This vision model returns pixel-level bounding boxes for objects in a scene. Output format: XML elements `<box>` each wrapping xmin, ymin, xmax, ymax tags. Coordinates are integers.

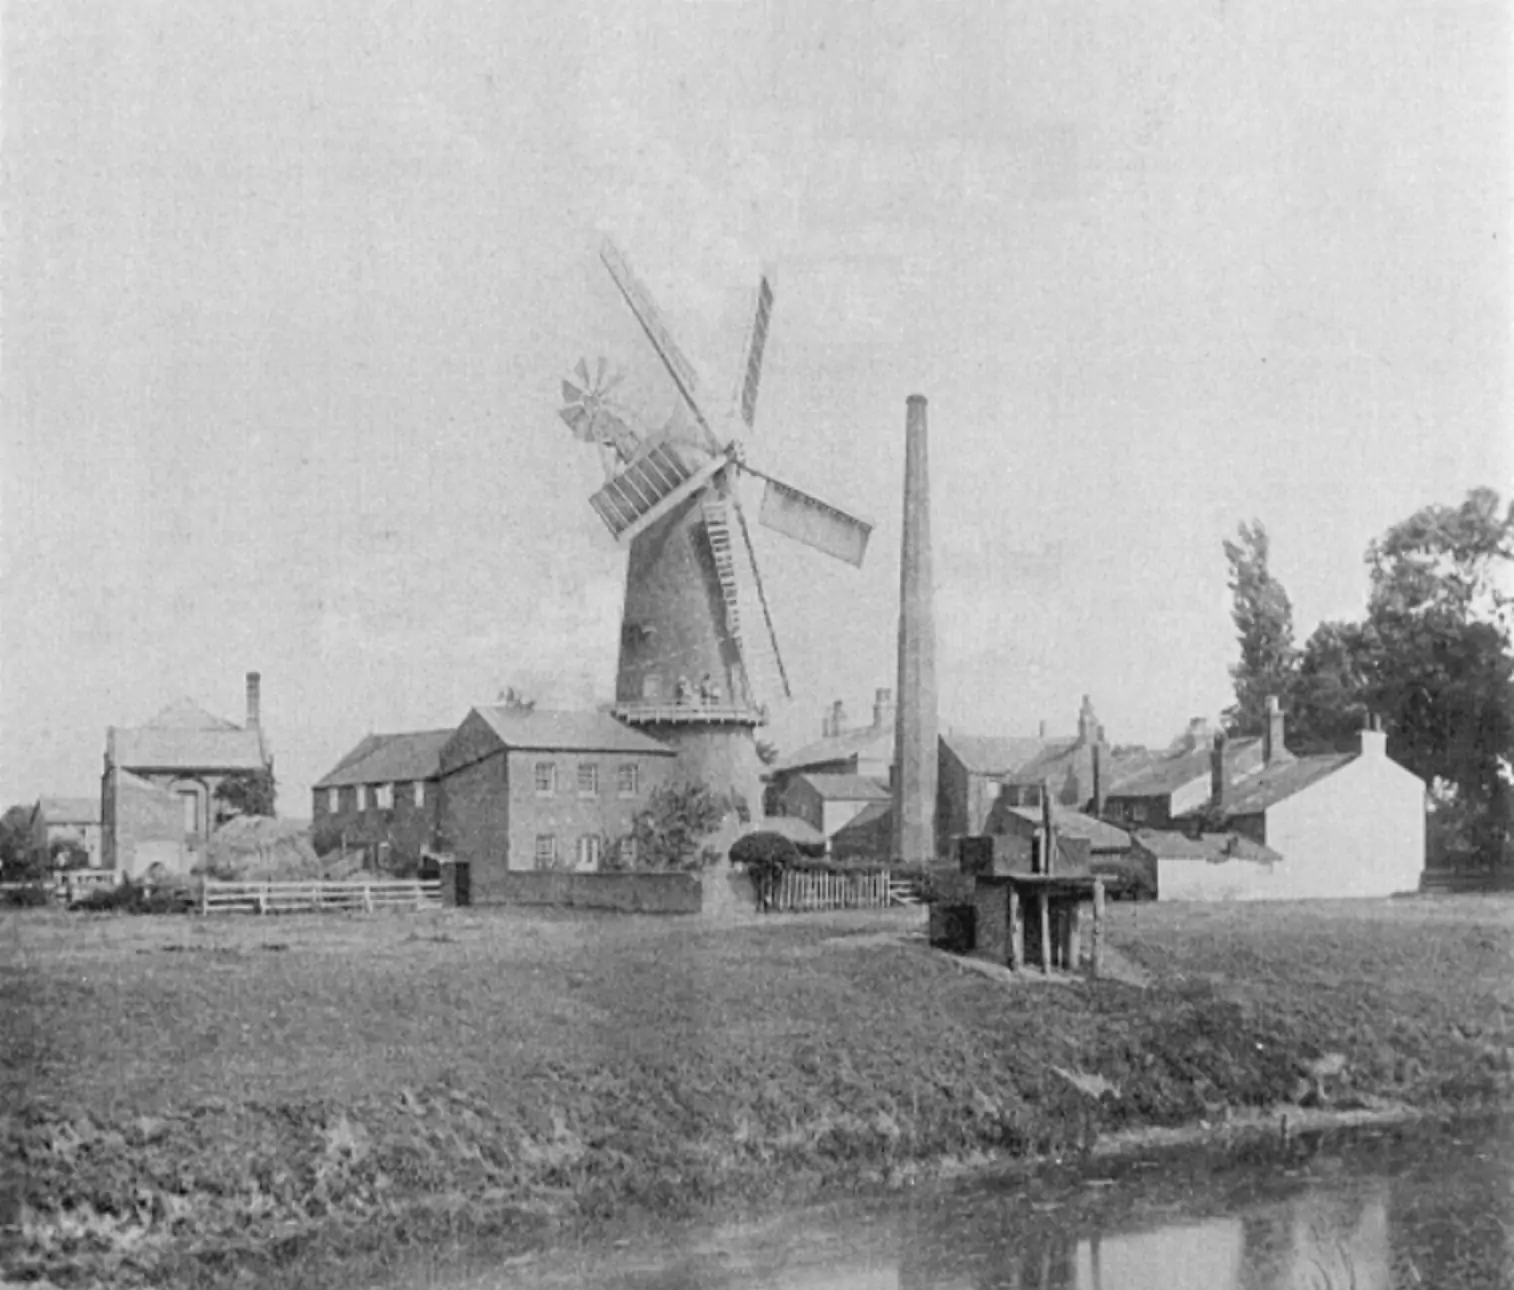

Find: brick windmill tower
<box><xmin>558</xmin><ymin>239</ymin><xmax>874</xmax><ymax>822</ymax></box>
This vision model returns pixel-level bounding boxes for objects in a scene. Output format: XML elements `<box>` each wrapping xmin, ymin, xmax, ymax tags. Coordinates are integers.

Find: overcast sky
<box><xmin>3</xmin><ymin>0</ymin><xmax>1508</xmax><ymax>813</ymax></box>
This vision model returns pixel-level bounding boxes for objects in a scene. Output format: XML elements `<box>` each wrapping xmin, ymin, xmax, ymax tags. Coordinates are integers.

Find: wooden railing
<box><xmin>198</xmin><ymin>879</ymin><xmax>441</xmax><ymax>915</ymax></box>
<box><xmin>769</xmin><ymin>869</ymin><xmax>891</xmax><ymax>912</ymax></box>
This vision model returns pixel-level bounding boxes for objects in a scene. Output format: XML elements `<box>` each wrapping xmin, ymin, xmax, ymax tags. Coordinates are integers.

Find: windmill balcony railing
<box><xmin>612</xmin><ymin>701</ymin><xmax>768</xmax><ymax>726</ymax></box>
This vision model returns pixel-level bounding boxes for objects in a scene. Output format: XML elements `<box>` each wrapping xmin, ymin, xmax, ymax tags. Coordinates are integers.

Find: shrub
<box><xmin>729</xmin><ymin>831</ymin><xmax>802</xmax><ymax>911</ymax></box>
<box><xmin>71</xmin><ymin>878</ymin><xmax>197</xmax><ymax>915</ymax></box>
<box><xmin>1</xmin><ymin>884</ymin><xmax>50</xmax><ymax>908</ymax></box>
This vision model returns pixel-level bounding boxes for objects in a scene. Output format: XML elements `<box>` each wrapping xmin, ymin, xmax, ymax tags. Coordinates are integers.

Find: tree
<box><xmin>1222</xmin><ymin>521</ymin><xmax>1299</xmax><ymax>736</ymax></box>
<box><xmin>730</xmin><ymin>830</ymin><xmax>801</xmax><ymax>911</ymax></box>
<box><xmin>0</xmin><ymin>805</ymin><xmax>40</xmax><ymax>882</ymax></box>
<box><xmin>49</xmin><ymin>837</ymin><xmax>90</xmax><ymax>870</ymax></box>
<box><xmin>613</xmin><ymin>781</ymin><xmax>726</xmax><ymax>872</ymax></box>
<box><xmin>213</xmin><ymin>767</ymin><xmax>276</xmax><ymax>822</ymax></box>
<box><xmin>1290</xmin><ymin>620</ymin><xmax>1377</xmax><ymax>753</ymax></box>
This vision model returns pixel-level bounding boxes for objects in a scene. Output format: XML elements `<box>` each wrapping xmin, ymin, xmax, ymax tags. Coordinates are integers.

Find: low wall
<box><xmin>475</xmin><ymin>871</ymin><xmax>704</xmax><ymax>914</ymax></box>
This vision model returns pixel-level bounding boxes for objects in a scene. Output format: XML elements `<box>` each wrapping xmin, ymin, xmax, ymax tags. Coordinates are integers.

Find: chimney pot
<box><xmin>1038</xmin><ymin>719</ymin><xmax>1048</xmax><ymax>739</ymax></box>
<box><xmin>1264</xmin><ymin>694</ymin><xmax>1290</xmax><ymax>764</ymax></box>
<box><xmin>245</xmin><ymin>672</ymin><xmax>261</xmax><ymax>731</ymax></box>
<box><xmin>1210</xmin><ymin>731</ymin><xmax>1227</xmax><ymax>812</ymax></box>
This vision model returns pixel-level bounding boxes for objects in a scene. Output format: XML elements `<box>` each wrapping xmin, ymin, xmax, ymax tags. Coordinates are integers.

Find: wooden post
<box><xmin>200</xmin><ymin>879</ymin><xmax>209</xmax><ymax>917</ymax></box>
<box><xmin>1092</xmin><ymin>879</ymin><xmax>1106</xmax><ymax>979</ymax></box>
<box><xmin>1067</xmin><ymin>903</ymin><xmax>1081</xmax><ymax>970</ymax></box>
<box><xmin>1041</xmin><ymin>780</ymin><xmax>1055</xmax><ymax>876</ymax></box>
<box><xmin>1039</xmin><ymin>889</ymin><xmax>1052</xmax><ymax>974</ymax></box>
<box><xmin>1008</xmin><ymin>884</ymin><xmax>1021</xmax><ymax>970</ymax></box>
<box><xmin>363</xmin><ymin>882</ymin><xmax>373</xmax><ymax>914</ymax></box>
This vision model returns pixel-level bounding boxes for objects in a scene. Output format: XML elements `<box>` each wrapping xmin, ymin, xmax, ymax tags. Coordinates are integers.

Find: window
<box><xmin>534</xmin><ymin>834</ymin><xmax>557</xmax><ymax>868</ymax></box>
<box><xmin>1129</xmin><ymin>802</ymin><xmax>1148</xmax><ymax>823</ymax></box>
<box><xmin>357</xmin><ymin>784</ymin><xmax>368</xmax><ymax>810</ymax></box>
<box><xmin>413</xmin><ymin>780</ymin><xmax>425</xmax><ymax>808</ymax></box>
<box><xmin>376</xmin><ymin>783</ymin><xmax>393</xmax><ymax>810</ymax></box>
<box><xmin>617</xmin><ymin>763</ymin><xmax>639</xmax><ymax>797</ymax></box>
<box><xmin>576</xmin><ymin>834</ymin><xmax>603</xmax><ymax>871</ymax></box>
<box><xmin>577</xmin><ymin>762</ymin><xmax>599</xmax><ymax>795</ymax></box>
<box><xmin>534</xmin><ymin>762</ymin><xmax>556</xmax><ymax>795</ymax></box>
<box><xmin>327</xmin><ymin>788</ymin><xmax>339</xmax><ymax>813</ymax></box>
<box><xmin>641</xmin><ymin>674</ymin><xmax>661</xmax><ymax>700</ymax></box>
<box><xmin>179</xmin><ymin>791</ymin><xmax>199</xmax><ymax>835</ymax></box>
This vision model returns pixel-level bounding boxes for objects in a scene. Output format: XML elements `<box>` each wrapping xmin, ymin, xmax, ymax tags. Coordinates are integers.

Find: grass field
<box><xmin>4</xmin><ymin>896</ymin><xmax>1513</xmax><ymax>1286</ymax></box>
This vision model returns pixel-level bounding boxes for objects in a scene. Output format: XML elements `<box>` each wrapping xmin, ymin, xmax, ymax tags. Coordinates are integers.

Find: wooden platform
<box><xmin>972</xmin><ymin>874</ymin><xmax>1107</xmax><ymax>976</ymax></box>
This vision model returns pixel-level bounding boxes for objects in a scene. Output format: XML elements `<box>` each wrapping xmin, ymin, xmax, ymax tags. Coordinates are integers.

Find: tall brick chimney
<box><xmin>245</xmin><ymin>671</ymin><xmax>261</xmax><ymax>731</ymax></box>
<box><xmin>1210</xmin><ymin>730</ymin><xmax>1227</xmax><ymax>811</ymax></box>
<box><xmin>1077</xmin><ymin>694</ymin><xmax>1098</xmax><ymax>744</ymax></box>
<box><xmin>1263</xmin><ymin>694</ymin><xmax>1291</xmax><ymax>764</ymax></box>
<box><xmin>892</xmin><ymin>394</ymin><xmax>938</xmax><ymax>864</ymax></box>
<box><xmin>872</xmin><ymin>688</ymin><xmax>895</xmax><ymax>730</ymax></box>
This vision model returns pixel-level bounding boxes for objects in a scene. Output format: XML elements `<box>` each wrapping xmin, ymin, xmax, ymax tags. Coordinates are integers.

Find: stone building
<box><xmin>311</xmin><ymin>729</ymin><xmax>452</xmax><ymax>872</ymax></box>
<box><xmin>101</xmin><ymin>673</ymin><xmax>271</xmax><ymax>877</ymax></box>
<box><xmin>437</xmin><ymin>706</ymin><xmax>676</xmax><ymax>903</ymax></box>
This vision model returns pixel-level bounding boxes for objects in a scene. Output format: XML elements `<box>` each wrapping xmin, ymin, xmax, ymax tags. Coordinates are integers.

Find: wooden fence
<box><xmin>199</xmin><ymin>878</ymin><xmax>441</xmax><ymax>915</ymax></box>
<box><xmin>769</xmin><ymin>869</ymin><xmax>892</xmax><ymax>912</ymax></box>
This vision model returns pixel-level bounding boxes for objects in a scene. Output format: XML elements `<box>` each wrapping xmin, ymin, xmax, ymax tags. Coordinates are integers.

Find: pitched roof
<box><xmin>34</xmin><ymin>796</ymin><xmax>101</xmax><ymax>826</ymax></box>
<box><xmin>109</xmin><ymin>698</ymin><xmax>267</xmax><ymax>773</ymax></box>
<box><xmin>472</xmin><ymin>707</ymin><xmax>675</xmax><ymax>756</ymax></box>
<box><xmin>1106</xmin><ymin>737</ymin><xmax>1262</xmax><ymax>799</ymax></box>
<box><xmin>1001</xmin><ymin>805</ymin><xmax>1131</xmax><ymax>852</ymax></box>
<box><xmin>793</xmin><ymin>772</ymin><xmax>890</xmax><ymax>801</ymax></box>
<box><xmin>832</xmin><ymin>799</ymin><xmax>892</xmax><ymax>838</ymax></box>
<box><xmin>314</xmin><ymin>729</ymin><xmax>454</xmax><ymax>788</ymax></box>
<box><xmin>943</xmin><ymin>732</ymin><xmax>1062</xmax><ymax>776</ymax></box>
<box><xmin>767</xmin><ymin>723</ymin><xmax>894</xmax><ymax>775</ymax></box>
<box><xmin>1131</xmin><ymin>828</ymin><xmax>1283</xmax><ymax>865</ymax></box>
<box><xmin>1203</xmin><ymin>753</ymin><xmax>1356</xmax><ymax>817</ymax></box>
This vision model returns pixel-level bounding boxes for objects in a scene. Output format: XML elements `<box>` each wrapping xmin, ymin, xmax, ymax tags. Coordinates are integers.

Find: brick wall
<box><xmin>107</xmin><ymin>769</ymin><xmax>188</xmax><ymax>878</ymax></box>
<box><xmin>440</xmin><ymin>753</ymin><xmax>511</xmax><ymax>903</ymax></box>
<box><xmin>505</xmin><ymin>747</ymin><xmax>672</xmax><ymax>874</ymax></box>
<box><xmin>311</xmin><ymin>780</ymin><xmax>439</xmax><ymax>870</ymax></box>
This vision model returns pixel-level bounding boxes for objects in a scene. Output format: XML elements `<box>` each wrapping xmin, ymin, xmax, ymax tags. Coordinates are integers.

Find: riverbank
<box><xmin>3</xmin><ymin>895</ymin><xmax>1511</xmax><ymax>1286</ymax></box>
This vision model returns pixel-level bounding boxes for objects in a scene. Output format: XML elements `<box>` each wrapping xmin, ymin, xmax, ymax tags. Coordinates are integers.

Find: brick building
<box><xmin>311</xmin><ymin>729</ymin><xmax>452</xmax><ymax>872</ymax></box>
<box><xmin>437</xmin><ymin>706</ymin><xmax>676</xmax><ymax>903</ymax></box>
<box><xmin>775</xmin><ymin>772</ymin><xmax>890</xmax><ymax>844</ymax></box>
<box><xmin>102</xmin><ymin>673</ymin><xmax>271</xmax><ymax>877</ymax></box>
<box><xmin>29</xmin><ymin>797</ymin><xmax>103</xmax><ymax>870</ymax></box>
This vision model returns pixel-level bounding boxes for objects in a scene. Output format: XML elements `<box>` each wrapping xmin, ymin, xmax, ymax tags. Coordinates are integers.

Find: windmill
<box><xmin>558</xmin><ymin>237</ymin><xmax>874</xmax><ymax>818</ymax></box>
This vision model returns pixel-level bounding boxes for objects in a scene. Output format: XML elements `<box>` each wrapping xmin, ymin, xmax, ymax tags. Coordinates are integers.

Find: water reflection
<box><xmin>448</xmin><ymin>1118</ymin><xmax>1512</xmax><ymax>1290</ymax></box>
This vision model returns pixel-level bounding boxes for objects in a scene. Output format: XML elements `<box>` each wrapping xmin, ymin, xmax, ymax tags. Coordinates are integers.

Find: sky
<box><xmin>3</xmin><ymin>0</ymin><xmax>1509</xmax><ymax>814</ymax></box>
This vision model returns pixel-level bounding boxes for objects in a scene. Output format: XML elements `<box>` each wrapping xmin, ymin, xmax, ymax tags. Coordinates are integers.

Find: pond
<box><xmin>405</xmin><ymin>1116</ymin><xmax>1512</xmax><ymax>1289</ymax></box>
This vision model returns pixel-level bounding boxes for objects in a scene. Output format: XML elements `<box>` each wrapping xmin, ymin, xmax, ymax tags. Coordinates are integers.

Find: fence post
<box><xmin>1091</xmin><ymin>879</ymin><xmax>1105</xmax><ymax>980</ymax></box>
<box><xmin>200</xmin><ymin>880</ymin><xmax>208</xmax><ymax>917</ymax></box>
<box><xmin>363</xmin><ymin>882</ymin><xmax>373</xmax><ymax>915</ymax></box>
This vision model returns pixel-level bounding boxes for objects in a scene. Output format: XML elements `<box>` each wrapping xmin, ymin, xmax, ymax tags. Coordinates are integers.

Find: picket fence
<box><xmin>198</xmin><ymin>878</ymin><xmax>441</xmax><ymax>915</ymax></box>
<box><xmin>769</xmin><ymin>868</ymin><xmax>892</xmax><ymax>912</ymax></box>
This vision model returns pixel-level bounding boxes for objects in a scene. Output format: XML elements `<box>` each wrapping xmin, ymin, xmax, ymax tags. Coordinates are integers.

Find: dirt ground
<box><xmin>3</xmin><ymin>895</ymin><xmax>1512</xmax><ymax>1286</ymax></box>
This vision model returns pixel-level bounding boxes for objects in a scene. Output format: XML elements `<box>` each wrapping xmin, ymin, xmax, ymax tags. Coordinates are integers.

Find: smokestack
<box><xmin>873</xmin><ymin>688</ymin><xmax>895</xmax><ymax>730</ymax></box>
<box><xmin>1210</xmin><ymin>731</ymin><xmax>1227</xmax><ymax>812</ymax></box>
<box><xmin>892</xmin><ymin>395</ymin><xmax>939</xmax><ymax>864</ymax></box>
<box><xmin>831</xmin><ymin>699</ymin><xmax>848</xmax><ymax>737</ymax></box>
<box><xmin>1264</xmin><ymin>695</ymin><xmax>1291</xmax><ymax>764</ymax></box>
<box><xmin>245</xmin><ymin>672</ymin><xmax>261</xmax><ymax>731</ymax></box>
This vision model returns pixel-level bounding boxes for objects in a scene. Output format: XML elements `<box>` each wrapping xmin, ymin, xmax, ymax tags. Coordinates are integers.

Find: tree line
<box><xmin>1223</xmin><ymin>487</ymin><xmax>1513</xmax><ymax>870</ymax></box>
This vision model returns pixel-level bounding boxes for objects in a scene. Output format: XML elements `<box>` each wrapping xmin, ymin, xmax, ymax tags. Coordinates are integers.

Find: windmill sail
<box><xmin>757</xmin><ymin>478</ymin><xmax>873</xmax><ymax>568</ymax></box>
<box><xmin>598</xmin><ymin>238</ymin><xmax>717</xmax><ymax>449</ymax></box>
<box><xmin>701</xmin><ymin>494</ymin><xmax>790</xmax><ymax>706</ymax></box>
<box><xmin>739</xmin><ymin>274</ymin><xmax>775</xmax><ymax>428</ymax></box>
<box><xmin>589</xmin><ymin>443</ymin><xmax>728</xmax><ymax>544</ymax></box>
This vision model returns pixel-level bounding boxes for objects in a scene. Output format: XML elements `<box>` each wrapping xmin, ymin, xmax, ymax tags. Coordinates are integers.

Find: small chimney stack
<box><xmin>1263</xmin><ymin>695</ymin><xmax>1291</xmax><ymax>764</ymax></box>
<box><xmin>1092</xmin><ymin>742</ymin><xmax>1107</xmax><ymax>818</ymax></box>
<box><xmin>1210</xmin><ymin>730</ymin><xmax>1227</xmax><ymax>811</ymax></box>
<box><xmin>245</xmin><ymin>671</ymin><xmax>261</xmax><ymax>731</ymax></box>
<box><xmin>1360</xmin><ymin>713</ymin><xmax>1387</xmax><ymax>759</ymax></box>
<box><xmin>1186</xmin><ymin>717</ymin><xmax>1212</xmax><ymax>751</ymax></box>
<box><xmin>831</xmin><ymin>699</ymin><xmax>848</xmax><ymax>737</ymax></box>
<box><xmin>1077</xmin><ymin>694</ymin><xmax>1098</xmax><ymax>744</ymax></box>
<box><xmin>872</xmin><ymin>688</ymin><xmax>895</xmax><ymax>730</ymax></box>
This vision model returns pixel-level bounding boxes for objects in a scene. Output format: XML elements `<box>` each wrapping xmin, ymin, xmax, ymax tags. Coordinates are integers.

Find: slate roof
<box><xmin>1001</xmin><ymin>805</ymin><xmax>1131</xmax><ymax>852</ymax></box>
<box><xmin>1106</xmin><ymin>737</ymin><xmax>1263</xmax><ymax>799</ymax></box>
<box><xmin>34</xmin><ymin>796</ymin><xmax>101</xmax><ymax>826</ymax></box>
<box><xmin>831</xmin><ymin>800</ymin><xmax>891</xmax><ymax>838</ymax></box>
<box><xmin>1131</xmin><ymin>828</ymin><xmax>1284</xmax><ymax>865</ymax></box>
<box><xmin>314</xmin><ymin>730</ymin><xmax>455</xmax><ymax>788</ymax></box>
<box><xmin>1203</xmin><ymin>753</ymin><xmax>1356</xmax><ymax>817</ymax></box>
<box><xmin>473</xmin><ymin>707</ymin><xmax>675</xmax><ymax>756</ymax></box>
<box><xmin>943</xmin><ymin>732</ymin><xmax>1062</xmax><ymax>776</ymax></box>
<box><xmin>767</xmin><ymin>724</ymin><xmax>894</xmax><ymax>775</ymax></box>
<box><xmin>108</xmin><ymin>699</ymin><xmax>267</xmax><ymax>773</ymax></box>
<box><xmin>793</xmin><ymin>772</ymin><xmax>890</xmax><ymax>801</ymax></box>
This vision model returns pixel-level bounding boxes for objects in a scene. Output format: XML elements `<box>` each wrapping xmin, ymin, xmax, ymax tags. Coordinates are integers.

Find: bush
<box><xmin>729</xmin><ymin>831</ymin><xmax>801</xmax><ymax>911</ymax></box>
<box><xmin>72</xmin><ymin>878</ymin><xmax>197</xmax><ymax>915</ymax></box>
<box><xmin>1</xmin><ymin>884</ymin><xmax>51</xmax><ymax>908</ymax></box>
